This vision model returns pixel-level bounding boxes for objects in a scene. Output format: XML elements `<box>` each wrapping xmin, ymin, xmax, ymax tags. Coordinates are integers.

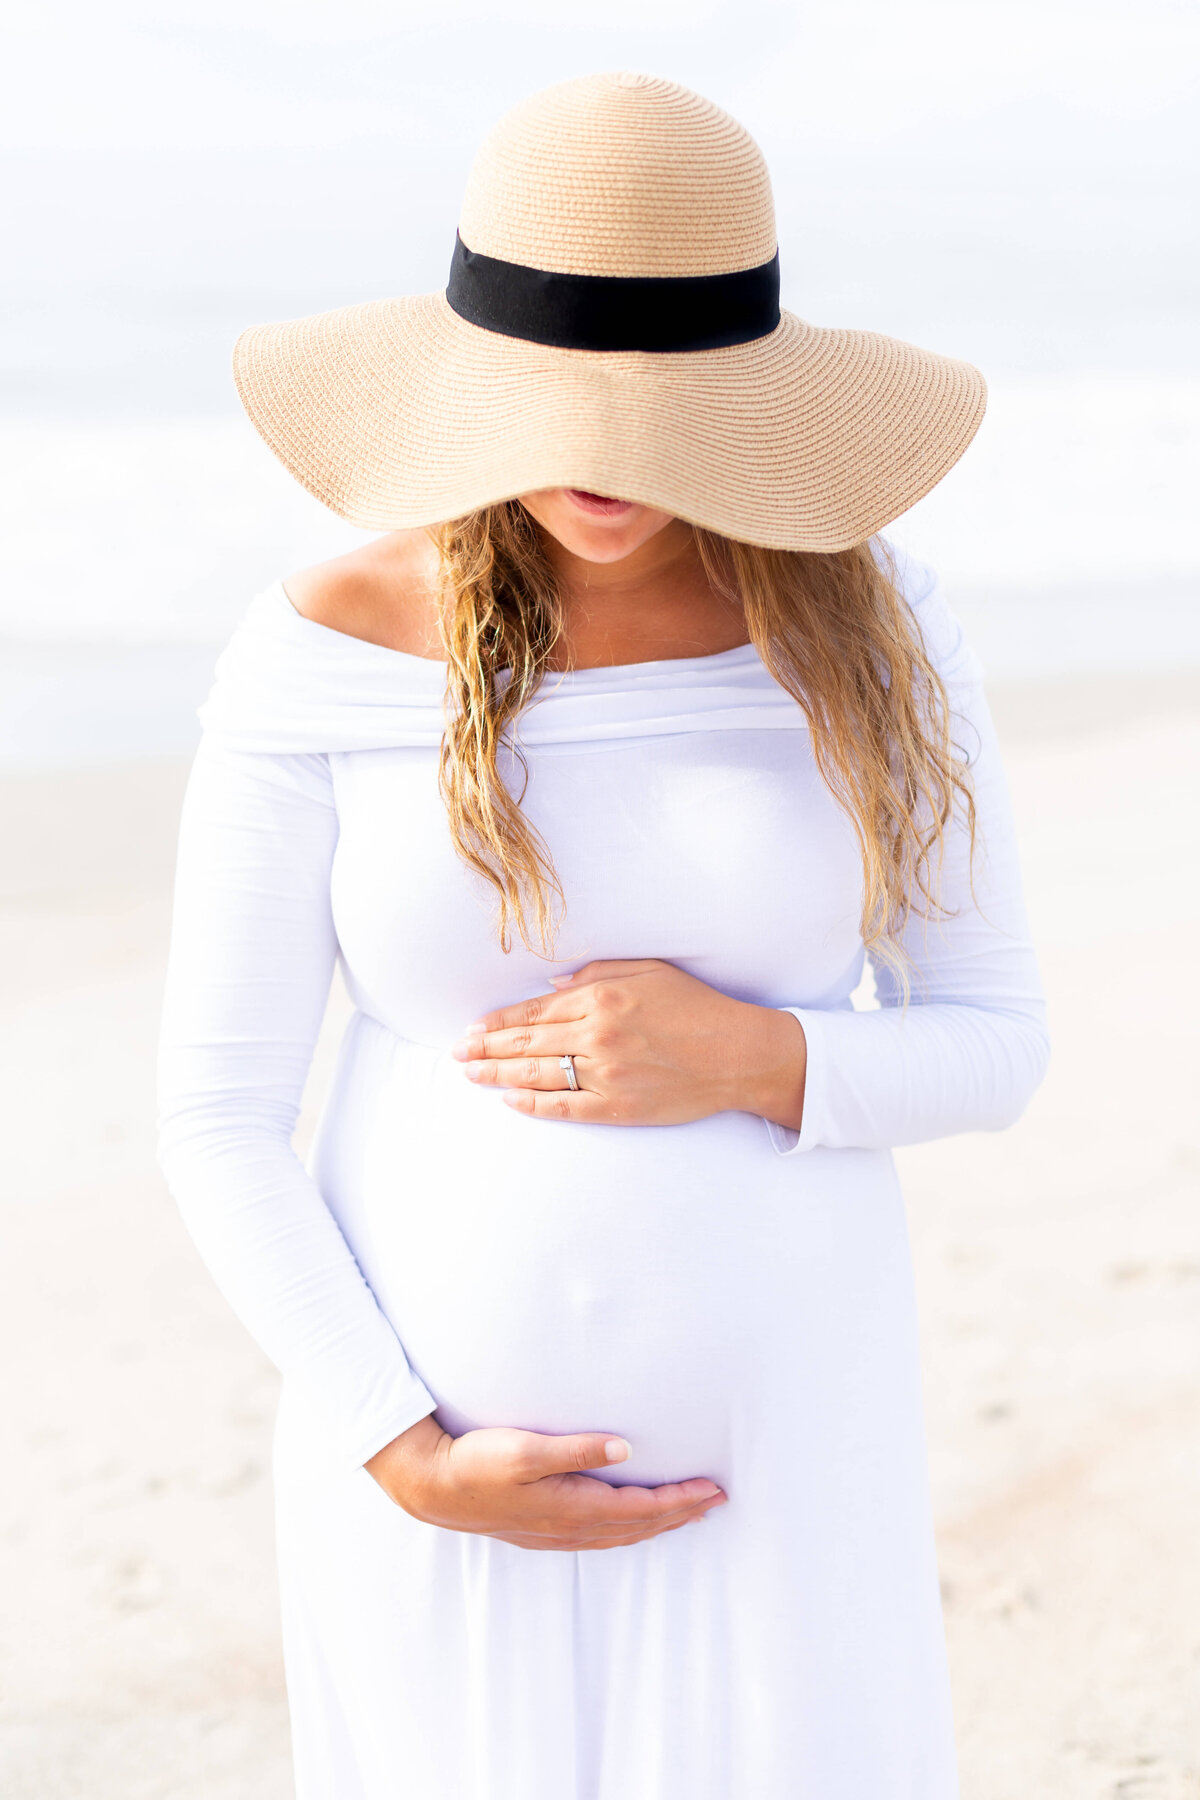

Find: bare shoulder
<box><xmin>281</xmin><ymin>529</ymin><xmax>444</xmax><ymax>657</ymax></box>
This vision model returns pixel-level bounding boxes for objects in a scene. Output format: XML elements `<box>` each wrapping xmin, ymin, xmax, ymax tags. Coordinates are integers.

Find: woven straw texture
<box><xmin>233</xmin><ymin>72</ymin><xmax>987</xmax><ymax>552</ymax></box>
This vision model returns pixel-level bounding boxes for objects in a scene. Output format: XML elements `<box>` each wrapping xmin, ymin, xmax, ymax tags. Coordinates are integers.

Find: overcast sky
<box><xmin>5</xmin><ymin>0</ymin><xmax>1195</xmax><ymax>157</ymax></box>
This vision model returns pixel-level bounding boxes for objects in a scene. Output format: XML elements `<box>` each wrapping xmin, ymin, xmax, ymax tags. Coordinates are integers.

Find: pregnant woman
<box><xmin>156</xmin><ymin>72</ymin><xmax>1049</xmax><ymax>1800</ymax></box>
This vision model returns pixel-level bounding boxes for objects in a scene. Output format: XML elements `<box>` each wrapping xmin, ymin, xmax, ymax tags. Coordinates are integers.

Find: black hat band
<box><xmin>446</xmin><ymin>232</ymin><xmax>781</xmax><ymax>354</ymax></box>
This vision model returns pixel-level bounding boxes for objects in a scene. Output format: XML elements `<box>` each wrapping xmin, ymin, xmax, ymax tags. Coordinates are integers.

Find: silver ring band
<box><xmin>559</xmin><ymin>1054</ymin><xmax>580</xmax><ymax>1092</ymax></box>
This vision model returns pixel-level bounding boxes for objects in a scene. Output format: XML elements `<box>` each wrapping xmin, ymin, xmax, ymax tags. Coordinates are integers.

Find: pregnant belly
<box><xmin>308</xmin><ymin>1012</ymin><xmax>882</xmax><ymax>1489</ymax></box>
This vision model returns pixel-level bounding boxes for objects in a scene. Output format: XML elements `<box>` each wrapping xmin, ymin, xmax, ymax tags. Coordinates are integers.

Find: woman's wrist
<box><xmin>365</xmin><ymin>1411</ymin><xmax>448</xmax><ymax>1511</ymax></box>
<box><xmin>733</xmin><ymin>1003</ymin><xmax>807</xmax><ymax>1131</ymax></box>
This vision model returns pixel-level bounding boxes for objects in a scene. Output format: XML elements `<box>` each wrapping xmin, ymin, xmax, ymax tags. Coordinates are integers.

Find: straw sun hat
<box><xmin>233</xmin><ymin>71</ymin><xmax>986</xmax><ymax>553</ymax></box>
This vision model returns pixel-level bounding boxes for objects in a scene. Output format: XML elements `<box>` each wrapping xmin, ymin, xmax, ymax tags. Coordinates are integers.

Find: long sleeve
<box><xmin>767</xmin><ymin>554</ymin><xmax>1050</xmax><ymax>1155</ymax></box>
<box><xmin>155</xmin><ymin>739</ymin><xmax>437</xmax><ymax>1469</ymax></box>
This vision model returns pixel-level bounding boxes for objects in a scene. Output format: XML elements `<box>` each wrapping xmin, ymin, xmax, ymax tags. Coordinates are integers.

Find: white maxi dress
<box><xmin>156</xmin><ymin>545</ymin><xmax>1049</xmax><ymax>1800</ymax></box>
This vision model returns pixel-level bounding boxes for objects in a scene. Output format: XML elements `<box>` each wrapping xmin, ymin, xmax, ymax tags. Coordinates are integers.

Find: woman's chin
<box><xmin>518</xmin><ymin>487</ymin><xmax>678</xmax><ymax>562</ymax></box>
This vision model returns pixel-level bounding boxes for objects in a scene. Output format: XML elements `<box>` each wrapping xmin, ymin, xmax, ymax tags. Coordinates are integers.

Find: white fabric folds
<box><xmin>197</xmin><ymin>582</ymin><xmax>815</xmax><ymax>755</ymax></box>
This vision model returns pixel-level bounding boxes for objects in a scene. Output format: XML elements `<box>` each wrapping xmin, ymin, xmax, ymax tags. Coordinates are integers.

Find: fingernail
<box><xmin>549</xmin><ymin>974</ymin><xmax>573</xmax><ymax>986</ymax></box>
<box><xmin>463</xmin><ymin>1064</ymin><xmax>481</xmax><ymax>1081</ymax></box>
<box><xmin>604</xmin><ymin>1437</ymin><xmax>632</xmax><ymax>1462</ymax></box>
<box><xmin>464</xmin><ymin>1021</ymin><xmax>487</xmax><ymax>1032</ymax></box>
<box><xmin>451</xmin><ymin>1039</ymin><xmax>472</xmax><ymax>1060</ymax></box>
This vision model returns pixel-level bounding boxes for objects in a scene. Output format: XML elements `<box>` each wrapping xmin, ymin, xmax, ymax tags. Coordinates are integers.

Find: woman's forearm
<box><xmin>730</xmin><ymin>1002</ymin><xmax>808</xmax><ymax>1133</ymax></box>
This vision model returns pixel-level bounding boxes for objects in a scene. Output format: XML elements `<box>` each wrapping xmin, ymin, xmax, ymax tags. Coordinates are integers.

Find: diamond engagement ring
<box><xmin>559</xmin><ymin>1054</ymin><xmax>580</xmax><ymax>1092</ymax></box>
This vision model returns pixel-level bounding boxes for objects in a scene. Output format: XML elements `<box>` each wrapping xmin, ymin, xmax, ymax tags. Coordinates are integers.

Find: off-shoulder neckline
<box><xmin>270</xmin><ymin>579</ymin><xmax>764</xmax><ymax>681</ymax></box>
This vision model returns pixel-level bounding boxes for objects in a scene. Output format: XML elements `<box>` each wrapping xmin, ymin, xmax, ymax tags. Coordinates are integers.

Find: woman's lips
<box><xmin>565</xmin><ymin>489</ymin><xmax>635</xmax><ymax>517</ymax></box>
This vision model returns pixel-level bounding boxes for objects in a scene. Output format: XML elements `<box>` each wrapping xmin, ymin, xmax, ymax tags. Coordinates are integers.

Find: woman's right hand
<box><xmin>366</xmin><ymin>1413</ymin><xmax>728</xmax><ymax>1550</ymax></box>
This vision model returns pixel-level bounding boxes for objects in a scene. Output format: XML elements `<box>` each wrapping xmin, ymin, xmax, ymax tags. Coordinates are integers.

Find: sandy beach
<box><xmin>1</xmin><ymin>671</ymin><xmax>1197</xmax><ymax>1800</ymax></box>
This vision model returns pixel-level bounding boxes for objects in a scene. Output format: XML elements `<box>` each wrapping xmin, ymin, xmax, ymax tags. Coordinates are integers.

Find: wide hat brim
<box><xmin>232</xmin><ymin>290</ymin><xmax>986</xmax><ymax>553</ymax></box>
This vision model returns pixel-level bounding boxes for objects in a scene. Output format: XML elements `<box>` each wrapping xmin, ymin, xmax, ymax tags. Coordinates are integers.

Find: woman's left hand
<box><xmin>452</xmin><ymin>958</ymin><xmax>806</xmax><ymax>1131</ymax></box>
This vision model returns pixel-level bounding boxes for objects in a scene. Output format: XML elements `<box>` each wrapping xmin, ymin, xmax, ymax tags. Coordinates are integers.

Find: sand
<box><xmin>1</xmin><ymin>672</ymin><xmax>1198</xmax><ymax>1799</ymax></box>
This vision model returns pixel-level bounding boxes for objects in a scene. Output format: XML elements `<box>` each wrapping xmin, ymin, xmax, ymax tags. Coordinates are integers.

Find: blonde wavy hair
<box><xmin>434</xmin><ymin>501</ymin><xmax>976</xmax><ymax>998</ymax></box>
